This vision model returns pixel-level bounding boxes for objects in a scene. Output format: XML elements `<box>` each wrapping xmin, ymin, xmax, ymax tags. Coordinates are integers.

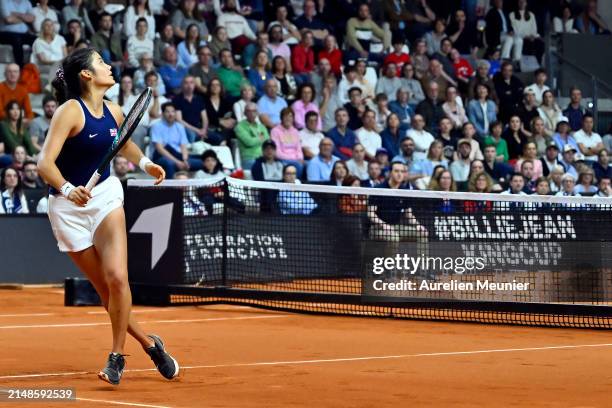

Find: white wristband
<box><xmin>60</xmin><ymin>182</ymin><xmax>75</xmax><ymax>198</ymax></box>
<box><xmin>139</xmin><ymin>156</ymin><xmax>153</xmax><ymax>172</ymax></box>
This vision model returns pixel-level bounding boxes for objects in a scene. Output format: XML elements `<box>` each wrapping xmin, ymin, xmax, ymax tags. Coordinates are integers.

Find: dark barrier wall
<box><xmin>559</xmin><ymin>34</ymin><xmax>612</xmax><ymax>97</ymax></box>
<box><xmin>0</xmin><ymin>216</ymin><xmax>80</xmax><ymax>284</ymax></box>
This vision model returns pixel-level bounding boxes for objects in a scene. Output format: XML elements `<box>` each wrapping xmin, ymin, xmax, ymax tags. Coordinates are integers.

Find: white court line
<box><xmin>0</xmin><ymin>370</ymin><xmax>90</xmax><ymax>379</ymax></box>
<box><xmin>87</xmin><ymin>309</ymin><xmax>177</xmax><ymax>315</ymax></box>
<box><xmin>76</xmin><ymin>397</ymin><xmax>174</xmax><ymax>408</ymax></box>
<box><xmin>0</xmin><ymin>307</ymin><xmax>254</xmax><ymax>318</ymax></box>
<box><xmin>0</xmin><ymin>309</ymin><xmax>179</xmax><ymax>318</ymax></box>
<box><xmin>0</xmin><ymin>315</ymin><xmax>288</xmax><ymax>330</ymax></box>
<box><xmin>0</xmin><ymin>313</ymin><xmax>55</xmax><ymax>318</ymax></box>
<box><xmin>2</xmin><ymin>342</ymin><xmax>611</xmax><ymax>380</ymax></box>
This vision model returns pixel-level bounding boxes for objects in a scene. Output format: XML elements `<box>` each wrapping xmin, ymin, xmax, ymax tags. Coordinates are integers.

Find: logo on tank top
<box><xmin>110</xmin><ymin>128</ymin><xmax>118</xmax><ymax>138</ymax></box>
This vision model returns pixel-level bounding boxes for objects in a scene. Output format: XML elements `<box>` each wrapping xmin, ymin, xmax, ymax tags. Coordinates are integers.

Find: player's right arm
<box><xmin>37</xmin><ymin>100</ymin><xmax>92</xmax><ymax>206</ymax></box>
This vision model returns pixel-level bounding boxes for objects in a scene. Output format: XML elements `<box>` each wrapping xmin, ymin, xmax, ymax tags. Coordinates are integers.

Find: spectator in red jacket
<box><xmin>318</xmin><ymin>34</ymin><xmax>342</xmax><ymax>77</ymax></box>
<box><xmin>450</xmin><ymin>48</ymin><xmax>474</xmax><ymax>94</ymax></box>
<box><xmin>383</xmin><ymin>35</ymin><xmax>410</xmax><ymax>77</ymax></box>
<box><xmin>291</xmin><ymin>30</ymin><xmax>315</xmax><ymax>84</ymax></box>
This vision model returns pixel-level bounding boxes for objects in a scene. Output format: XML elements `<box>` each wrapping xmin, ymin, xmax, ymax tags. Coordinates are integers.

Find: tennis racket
<box><xmin>85</xmin><ymin>87</ymin><xmax>153</xmax><ymax>191</ymax></box>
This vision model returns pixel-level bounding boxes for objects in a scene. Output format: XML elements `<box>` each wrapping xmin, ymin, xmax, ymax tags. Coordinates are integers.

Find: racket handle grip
<box><xmin>85</xmin><ymin>171</ymin><xmax>101</xmax><ymax>192</ymax></box>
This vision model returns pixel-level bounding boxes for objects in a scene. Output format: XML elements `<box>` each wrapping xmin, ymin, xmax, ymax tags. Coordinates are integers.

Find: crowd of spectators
<box><xmin>0</xmin><ymin>0</ymin><xmax>611</xmax><ymax>214</ymax></box>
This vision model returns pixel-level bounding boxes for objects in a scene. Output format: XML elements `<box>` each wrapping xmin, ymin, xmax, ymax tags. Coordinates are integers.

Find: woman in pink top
<box><xmin>291</xmin><ymin>83</ymin><xmax>321</xmax><ymax>130</ymax></box>
<box><xmin>267</xmin><ymin>23</ymin><xmax>292</xmax><ymax>65</ymax></box>
<box><xmin>271</xmin><ymin>107</ymin><xmax>305</xmax><ymax>177</ymax></box>
<box><xmin>514</xmin><ymin>141</ymin><xmax>543</xmax><ymax>180</ymax></box>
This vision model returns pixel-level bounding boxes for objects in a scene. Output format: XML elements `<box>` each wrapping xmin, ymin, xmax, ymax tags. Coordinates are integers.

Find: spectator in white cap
<box><xmin>540</xmin><ymin>140</ymin><xmax>563</xmax><ymax>177</ymax></box>
<box><xmin>560</xmin><ymin>144</ymin><xmax>579</xmax><ymax>180</ymax></box>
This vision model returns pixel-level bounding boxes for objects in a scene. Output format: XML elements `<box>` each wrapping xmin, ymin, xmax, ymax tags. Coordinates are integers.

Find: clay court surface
<box><xmin>1</xmin><ymin>288</ymin><xmax>612</xmax><ymax>407</ymax></box>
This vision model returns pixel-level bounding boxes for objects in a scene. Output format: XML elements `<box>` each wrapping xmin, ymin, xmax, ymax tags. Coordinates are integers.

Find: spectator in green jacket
<box><xmin>235</xmin><ymin>102</ymin><xmax>269</xmax><ymax>169</ymax></box>
<box><xmin>217</xmin><ymin>49</ymin><xmax>247</xmax><ymax>99</ymax></box>
<box><xmin>1</xmin><ymin>100</ymin><xmax>37</xmax><ymax>157</ymax></box>
<box><xmin>483</xmin><ymin>121</ymin><xmax>509</xmax><ymax>162</ymax></box>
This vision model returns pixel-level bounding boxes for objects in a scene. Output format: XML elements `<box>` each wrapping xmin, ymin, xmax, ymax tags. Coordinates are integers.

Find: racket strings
<box><xmin>122</xmin><ymin>90</ymin><xmax>152</xmax><ymax>135</ymax></box>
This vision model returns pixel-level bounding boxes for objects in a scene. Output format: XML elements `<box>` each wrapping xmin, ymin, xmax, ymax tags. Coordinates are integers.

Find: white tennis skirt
<box><xmin>48</xmin><ymin>176</ymin><xmax>124</xmax><ymax>252</ymax></box>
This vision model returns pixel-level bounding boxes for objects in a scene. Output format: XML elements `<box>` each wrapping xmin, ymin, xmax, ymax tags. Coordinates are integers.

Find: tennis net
<box><xmin>126</xmin><ymin>177</ymin><xmax>612</xmax><ymax>328</ymax></box>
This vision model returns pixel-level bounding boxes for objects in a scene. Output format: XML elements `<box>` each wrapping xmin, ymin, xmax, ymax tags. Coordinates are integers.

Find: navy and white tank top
<box><xmin>50</xmin><ymin>98</ymin><xmax>119</xmax><ymax>195</ymax></box>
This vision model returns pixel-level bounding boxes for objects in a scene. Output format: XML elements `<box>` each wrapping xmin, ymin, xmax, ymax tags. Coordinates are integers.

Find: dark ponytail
<box><xmin>51</xmin><ymin>47</ymin><xmax>97</xmax><ymax>104</ymax></box>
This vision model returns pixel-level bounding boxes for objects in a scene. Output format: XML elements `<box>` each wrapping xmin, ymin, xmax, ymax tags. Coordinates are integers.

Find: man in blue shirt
<box><xmin>326</xmin><ymin>107</ymin><xmax>356</xmax><ymax>160</ymax></box>
<box><xmin>257</xmin><ymin>79</ymin><xmax>288</xmax><ymax>129</ymax></box>
<box><xmin>277</xmin><ymin>164</ymin><xmax>318</xmax><ymax>215</ymax></box>
<box><xmin>306</xmin><ymin>138</ymin><xmax>339</xmax><ymax>182</ymax></box>
<box><xmin>559</xmin><ymin>144</ymin><xmax>579</xmax><ymax>180</ymax></box>
<box><xmin>151</xmin><ymin>102</ymin><xmax>202</xmax><ymax>178</ymax></box>
<box><xmin>0</xmin><ymin>0</ymin><xmax>36</xmax><ymax>66</ymax></box>
<box><xmin>391</xmin><ymin>136</ymin><xmax>415</xmax><ymax>169</ymax></box>
<box><xmin>158</xmin><ymin>46</ymin><xmax>188</xmax><ymax>96</ymax></box>
<box><xmin>389</xmin><ymin>88</ymin><xmax>414</xmax><ymax>131</ymax></box>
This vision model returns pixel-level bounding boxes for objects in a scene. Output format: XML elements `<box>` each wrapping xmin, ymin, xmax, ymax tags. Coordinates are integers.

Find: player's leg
<box><xmin>93</xmin><ymin>206</ymin><xmax>180</xmax><ymax>380</ymax></box>
<box><xmin>68</xmin><ymin>246</ymin><xmax>153</xmax><ymax>350</ymax></box>
<box><xmin>92</xmin><ymin>207</ymin><xmax>132</xmax><ymax>355</ymax></box>
<box><xmin>67</xmin><ymin>207</ymin><xmax>132</xmax><ymax>385</ymax></box>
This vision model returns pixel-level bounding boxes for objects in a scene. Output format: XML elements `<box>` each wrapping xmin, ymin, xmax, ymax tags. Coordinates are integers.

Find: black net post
<box><xmin>221</xmin><ymin>179</ymin><xmax>229</xmax><ymax>287</ymax></box>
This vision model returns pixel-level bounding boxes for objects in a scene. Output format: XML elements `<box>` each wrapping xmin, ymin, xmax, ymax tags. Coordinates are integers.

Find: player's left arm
<box><xmin>106</xmin><ymin>101</ymin><xmax>165</xmax><ymax>185</ymax></box>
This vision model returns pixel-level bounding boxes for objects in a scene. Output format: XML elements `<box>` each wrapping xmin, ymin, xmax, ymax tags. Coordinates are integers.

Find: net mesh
<box><xmin>127</xmin><ymin>178</ymin><xmax>612</xmax><ymax>328</ymax></box>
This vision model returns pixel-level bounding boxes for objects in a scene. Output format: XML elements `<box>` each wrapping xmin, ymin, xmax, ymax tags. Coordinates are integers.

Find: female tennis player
<box><xmin>37</xmin><ymin>48</ymin><xmax>179</xmax><ymax>385</ymax></box>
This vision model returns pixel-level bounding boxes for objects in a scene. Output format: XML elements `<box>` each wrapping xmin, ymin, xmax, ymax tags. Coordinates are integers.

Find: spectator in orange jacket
<box><xmin>0</xmin><ymin>64</ymin><xmax>33</xmax><ymax>121</ymax></box>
